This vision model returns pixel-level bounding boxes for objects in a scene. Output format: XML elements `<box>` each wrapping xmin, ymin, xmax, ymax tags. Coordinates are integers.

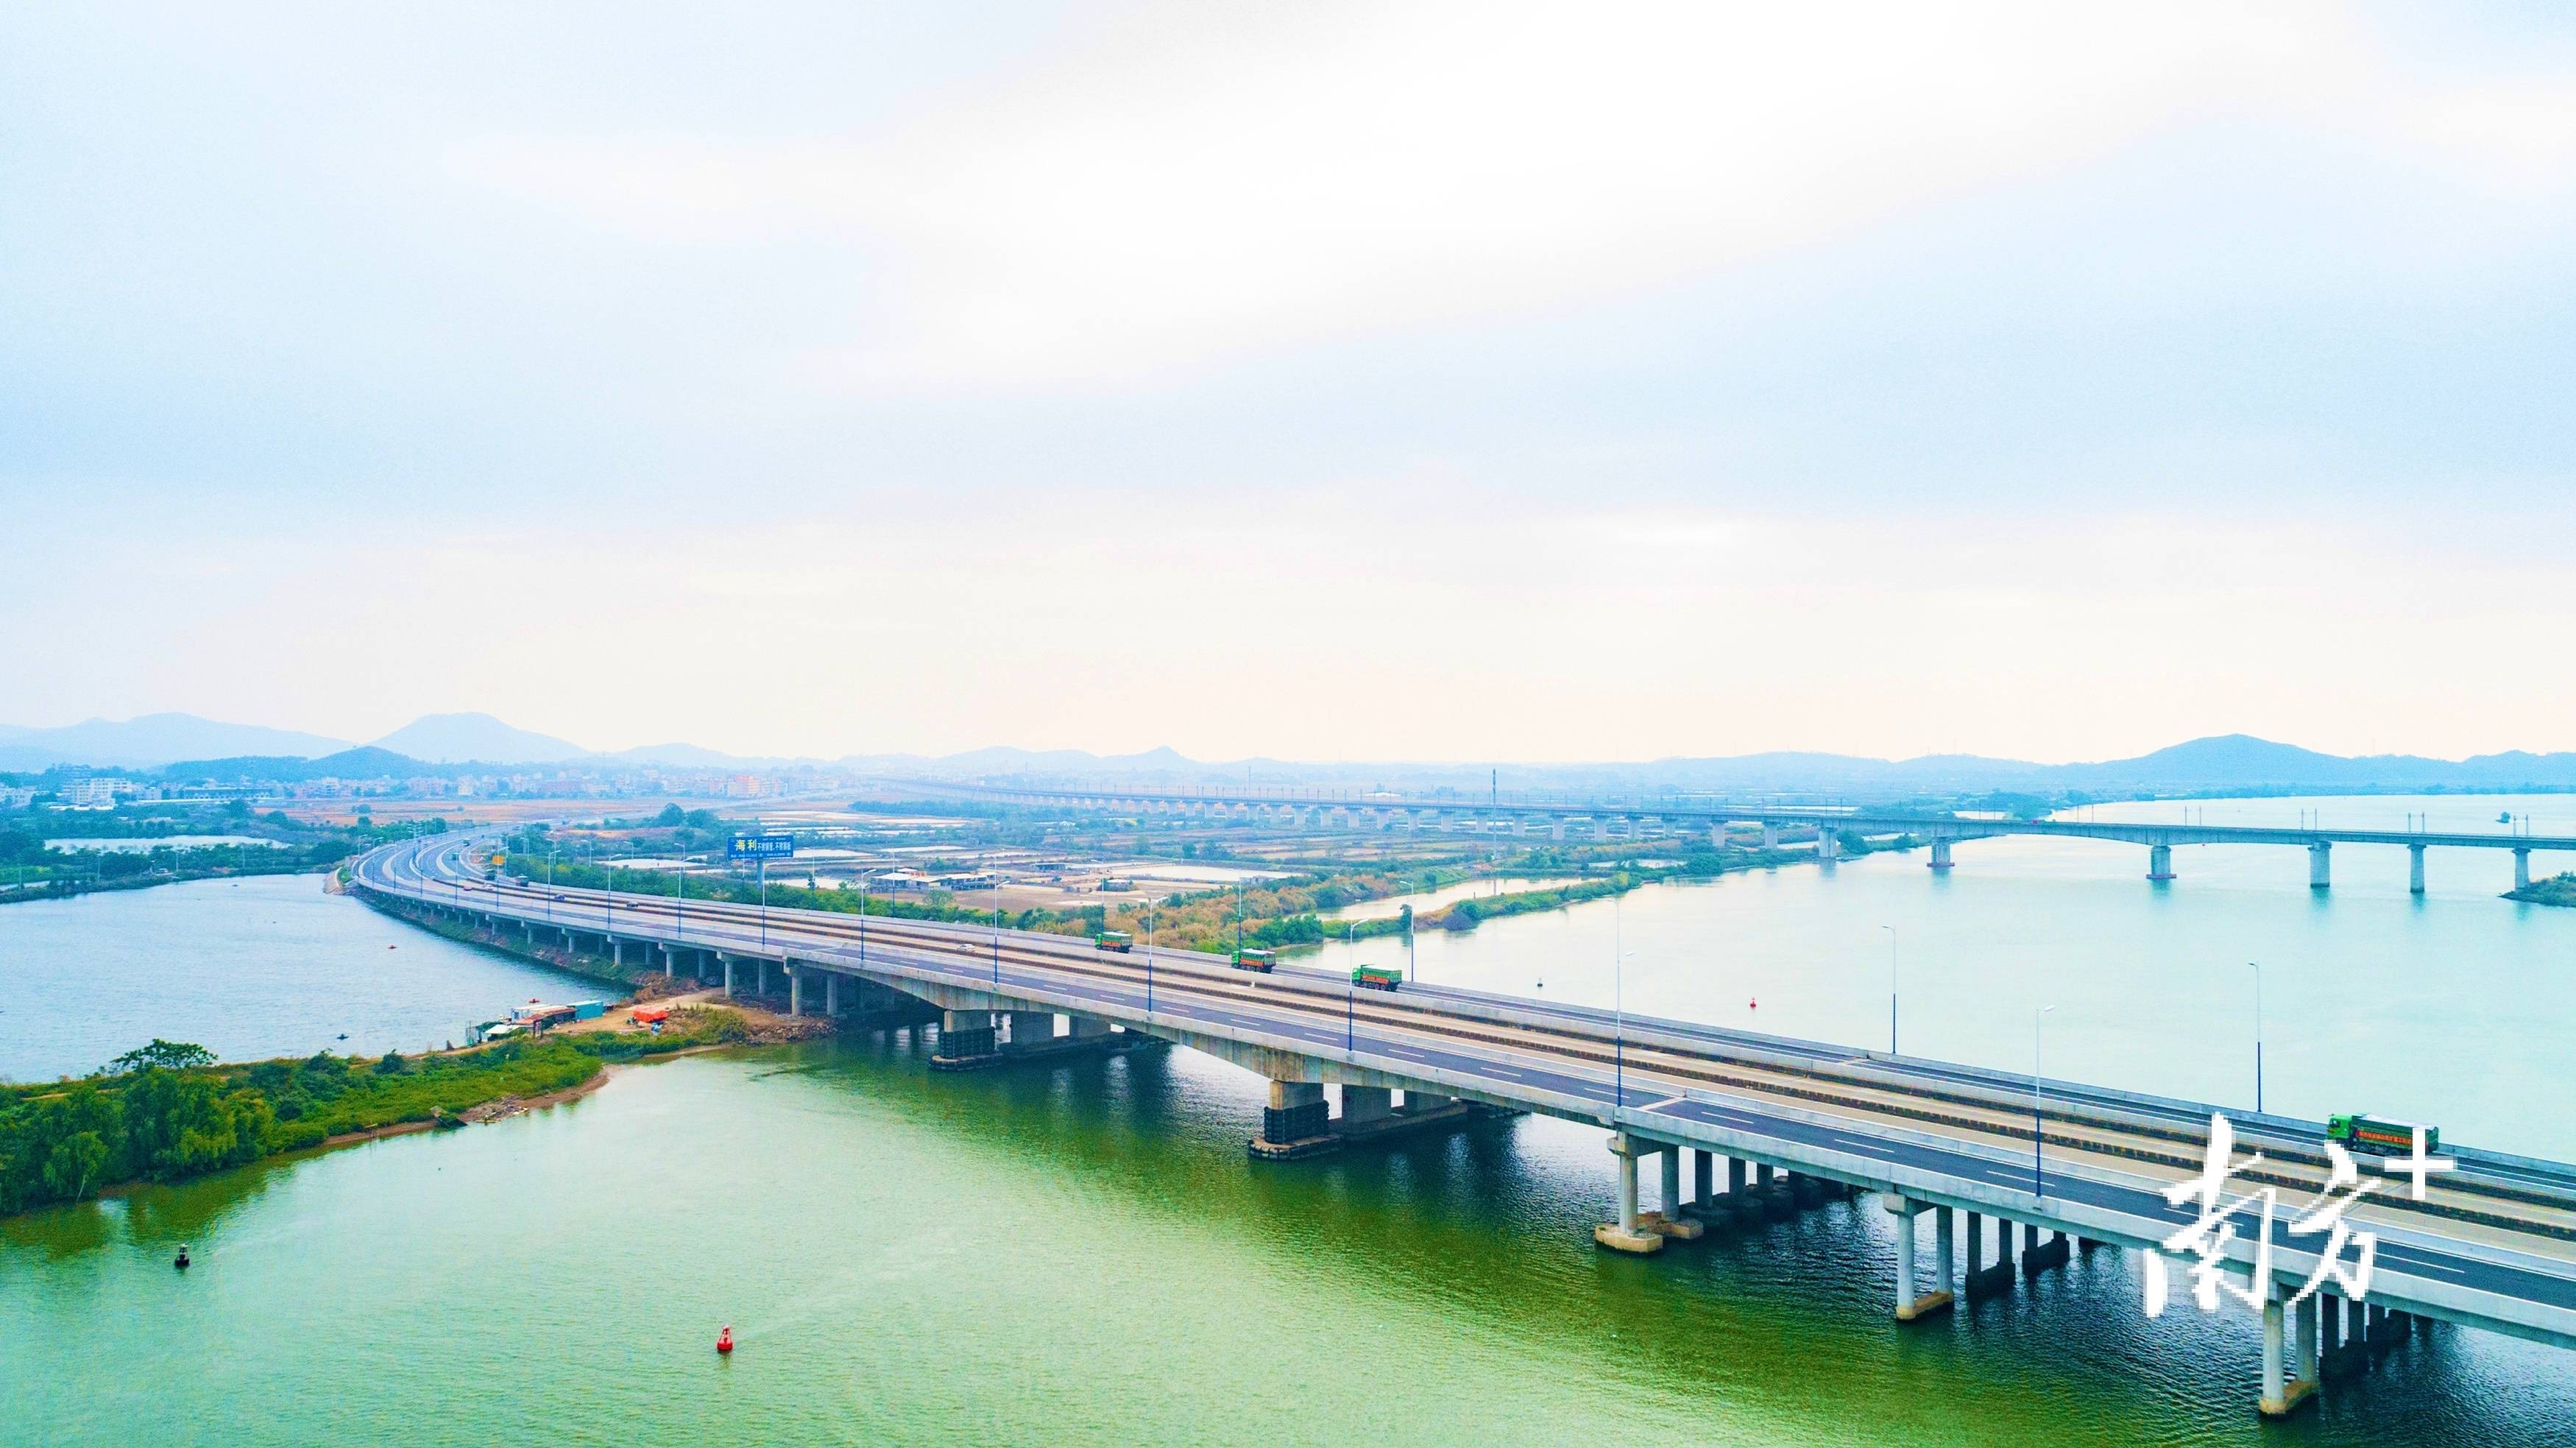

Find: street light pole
<box><xmin>2033</xmin><ymin>1005</ymin><xmax>2055</xmax><ymax>1198</ymax></box>
<box><xmin>1345</xmin><ymin>919</ymin><xmax>1361</xmax><ymax>1054</ymax></box>
<box><xmin>1614</xmin><ymin>896</ymin><xmax>1634</xmax><ymax>1112</ymax></box>
<box><xmin>1145</xmin><ymin>897</ymin><xmax>1157</xmax><ymax>1014</ymax></box>
<box><xmin>2251</xmin><ymin>961</ymin><xmax>2264</xmax><ymax>1115</ymax></box>
<box><xmin>1884</xmin><ymin>923</ymin><xmax>1897</xmax><ymax>1056</ymax></box>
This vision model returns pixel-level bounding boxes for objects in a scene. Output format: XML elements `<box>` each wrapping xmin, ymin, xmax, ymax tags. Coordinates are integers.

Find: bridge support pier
<box><xmin>757</xmin><ymin>960</ymin><xmax>768</xmax><ymax>997</ymax></box>
<box><xmin>2259</xmin><ymin>1279</ymin><xmax>2321</xmax><ymax>1416</ymax></box>
<box><xmin>1595</xmin><ymin>1134</ymin><xmax>1664</xmax><ymax>1254</ymax></box>
<box><xmin>1964</xmin><ymin>1212</ymin><xmax>2014</xmax><ymax>1299</ymax></box>
<box><xmin>2516</xmin><ymin>847</ymin><xmax>2532</xmax><ymax>891</ymax></box>
<box><xmin>1761</xmin><ymin>822</ymin><xmax>1780</xmax><ymax>850</ymax></box>
<box><xmin>2020</xmin><ymin>1223</ymin><xmax>2070</xmax><ymax>1279</ymax></box>
<box><xmin>1250</xmin><ymin>1081</ymin><xmax>1338</xmax><ymax>1160</ymax></box>
<box><xmin>1885</xmin><ymin>1196</ymin><xmax>1953</xmax><ymax>1321</ymax></box>
<box><xmin>1816</xmin><ymin>829</ymin><xmax>1841</xmax><ymax>862</ymax></box>
<box><xmin>824</xmin><ymin>971</ymin><xmax>837</xmax><ymax>1017</ymax></box>
<box><xmin>788</xmin><ymin>967</ymin><xmax>801</xmax><ymax>1018</ymax></box>
<box><xmin>930</xmin><ymin>1009</ymin><xmax>996</xmax><ymax>1067</ymax></box>
<box><xmin>721</xmin><ymin>953</ymin><xmax>734</xmax><ymax>998</ymax></box>
<box><xmin>2310</xmin><ymin>841</ymin><xmax>2332</xmax><ymax>891</ymax></box>
<box><xmin>662</xmin><ymin>943</ymin><xmax>674</xmax><ymax>979</ymax></box>
<box><xmin>1928</xmin><ymin>838</ymin><xmax>1953</xmax><ymax>871</ymax></box>
<box><xmin>1005</xmin><ymin>1010</ymin><xmax>1055</xmax><ymax>1049</ymax></box>
<box><xmin>1643</xmin><ymin>1143</ymin><xmax>1700</xmax><ymax>1240</ymax></box>
<box><xmin>2411</xmin><ymin>844</ymin><xmax>2427</xmax><ymax>895</ymax></box>
<box><xmin>2148</xmin><ymin>844</ymin><xmax>2174</xmax><ymax>882</ymax></box>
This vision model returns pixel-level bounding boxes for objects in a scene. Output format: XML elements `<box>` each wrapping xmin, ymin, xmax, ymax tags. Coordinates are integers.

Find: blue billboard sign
<box><xmin>727</xmin><ymin>833</ymin><xmax>795</xmax><ymax>862</ymax></box>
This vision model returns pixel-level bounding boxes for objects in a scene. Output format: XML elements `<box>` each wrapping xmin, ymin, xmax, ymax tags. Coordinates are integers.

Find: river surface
<box><xmin>6</xmin><ymin>1039</ymin><xmax>2570</xmax><ymax>1447</ymax></box>
<box><xmin>4</xmin><ymin>794</ymin><xmax>2575</xmax><ymax>1444</ymax></box>
<box><xmin>0</xmin><ymin>875</ymin><xmax>600</xmax><ymax>1081</ymax></box>
<box><xmin>1311</xmin><ymin>791</ymin><xmax>2576</xmax><ymax>1162</ymax></box>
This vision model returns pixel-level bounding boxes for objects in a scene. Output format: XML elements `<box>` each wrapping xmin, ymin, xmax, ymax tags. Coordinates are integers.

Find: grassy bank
<box><xmin>2508</xmin><ymin>872</ymin><xmax>2576</xmax><ymax>908</ymax></box>
<box><xmin>0</xmin><ymin>1012</ymin><xmax>749</xmax><ymax>1218</ymax></box>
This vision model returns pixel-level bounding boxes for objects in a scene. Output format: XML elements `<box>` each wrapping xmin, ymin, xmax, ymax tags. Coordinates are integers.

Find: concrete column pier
<box><xmin>1250</xmin><ymin>1081</ymin><xmax>1337</xmax><ymax>1160</ymax></box>
<box><xmin>1595</xmin><ymin>1134</ymin><xmax>1665</xmax><ymax>1254</ymax></box>
<box><xmin>721</xmin><ymin>954</ymin><xmax>735</xmax><ymax>998</ymax></box>
<box><xmin>662</xmin><ymin>943</ymin><xmax>675</xmax><ymax>978</ymax></box>
<box><xmin>2516</xmin><ymin>847</ymin><xmax>2533</xmax><ymax>891</ymax></box>
<box><xmin>2261</xmin><ymin>1290</ymin><xmax>2288</xmax><ymax>1415</ymax></box>
<box><xmin>2310</xmin><ymin>840</ymin><xmax>2332</xmax><ymax>890</ymax></box>
<box><xmin>757</xmin><ymin>960</ymin><xmax>768</xmax><ymax>997</ymax></box>
<box><xmin>2021</xmin><ymin>1223</ymin><xmax>2072</xmax><ymax>1279</ymax></box>
<box><xmin>1067</xmin><ymin>1014</ymin><xmax>1112</xmax><ymax>1040</ymax></box>
<box><xmin>2148</xmin><ymin>843</ymin><xmax>2174</xmax><ymax>881</ymax></box>
<box><xmin>1401</xmin><ymin>1089</ymin><xmax>1451</xmax><ymax>1112</ymax></box>
<box><xmin>1337</xmin><ymin>1084</ymin><xmax>1393</xmax><ymax>1129</ymax></box>
<box><xmin>930</xmin><ymin>1009</ymin><xmax>995</xmax><ymax>1065</ymax></box>
<box><xmin>1928</xmin><ymin>838</ymin><xmax>1953</xmax><ymax>871</ymax></box>
<box><xmin>1935</xmin><ymin>1207</ymin><xmax>1956</xmax><ymax>1300</ymax></box>
<box><xmin>1964</xmin><ymin>1212</ymin><xmax>2012</xmax><ymax>1299</ymax></box>
<box><xmin>1689</xmin><ymin>1149</ymin><xmax>1715</xmax><ymax>1215</ymax></box>
<box><xmin>2410</xmin><ymin>844</ymin><xmax>2427</xmax><ymax>895</ymax></box>
<box><xmin>1710</xmin><ymin>826</ymin><xmax>1726</xmax><ymax>849</ymax></box>
<box><xmin>1644</xmin><ymin>1145</ymin><xmax>1702</xmax><ymax>1239</ymax></box>
<box><xmin>788</xmin><ymin>967</ymin><xmax>801</xmax><ymax>1017</ymax></box>
<box><xmin>1005</xmin><ymin>1010</ymin><xmax>1056</xmax><ymax>1048</ymax></box>
<box><xmin>824</xmin><ymin>971</ymin><xmax>838</xmax><ymax>1017</ymax></box>
<box><xmin>1884</xmin><ymin>1196</ymin><xmax>1953</xmax><ymax>1320</ymax></box>
<box><xmin>1816</xmin><ymin>828</ymin><xmax>1841</xmax><ymax>861</ymax></box>
<box><xmin>1761</xmin><ymin>822</ymin><xmax>1780</xmax><ymax>850</ymax></box>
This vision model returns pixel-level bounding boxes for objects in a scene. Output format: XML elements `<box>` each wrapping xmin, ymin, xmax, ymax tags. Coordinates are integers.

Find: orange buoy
<box><xmin>716</xmin><ymin>1325</ymin><xmax>733</xmax><ymax>1355</ymax></box>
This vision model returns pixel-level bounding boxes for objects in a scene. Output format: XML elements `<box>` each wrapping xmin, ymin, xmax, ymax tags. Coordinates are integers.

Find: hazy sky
<box><xmin>7</xmin><ymin>3</ymin><xmax>2576</xmax><ymax>763</ymax></box>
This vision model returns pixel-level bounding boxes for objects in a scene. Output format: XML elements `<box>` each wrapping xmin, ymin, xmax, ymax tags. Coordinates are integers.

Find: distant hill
<box><xmin>0</xmin><ymin>713</ymin><xmax>352</xmax><ymax>769</ymax></box>
<box><xmin>367</xmin><ymin>713</ymin><xmax>586</xmax><ymax>764</ymax></box>
<box><xmin>16</xmin><ymin>708</ymin><xmax>2576</xmax><ymax>801</ymax></box>
<box><xmin>157</xmin><ymin>746</ymin><xmax>433</xmax><ymax>783</ymax></box>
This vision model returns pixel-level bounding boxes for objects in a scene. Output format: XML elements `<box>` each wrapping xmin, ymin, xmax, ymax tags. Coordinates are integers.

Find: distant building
<box><xmin>65</xmin><ymin>776</ymin><xmax>127</xmax><ymax>809</ymax></box>
<box><xmin>725</xmin><ymin>774</ymin><xmax>771</xmax><ymax>799</ymax></box>
<box><xmin>0</xmin><ymin>787</ymin><xmax>34</xmax><ymax>810</ymax></box>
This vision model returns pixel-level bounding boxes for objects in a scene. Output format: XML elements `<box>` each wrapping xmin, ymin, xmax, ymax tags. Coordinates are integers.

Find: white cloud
<box><xmin>456</xmin><ymin>1</ymin><xmax>2397</xmax><ymax>393</ymax></box>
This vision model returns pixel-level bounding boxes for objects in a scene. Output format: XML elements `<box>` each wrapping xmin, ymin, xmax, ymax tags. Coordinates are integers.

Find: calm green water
<box><xmin>7</xmin><ymin>792</ymin><xmax>2576</xmax><ymax>1443</ymax></box>
<box><xmin>0</xmin><ymin>875</ymin><xmax>599</xmax><ymax>1081</ymax></box>
<box><xmin>4</xmin><ymin>1039</ymin><xmax>2569</xmax><ymax>1447</ymax></box>
<box><xmin>1312</xmin><ymin>792</ymin><xmax>2576</xmax><ymax>1160</ymax></box>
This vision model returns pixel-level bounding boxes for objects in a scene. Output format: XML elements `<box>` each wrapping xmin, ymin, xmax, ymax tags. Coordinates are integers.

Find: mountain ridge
<box><xmin>10</xmin><ymin>713</ymin><xmax>2576</xmax><ymax>798</ymax></box>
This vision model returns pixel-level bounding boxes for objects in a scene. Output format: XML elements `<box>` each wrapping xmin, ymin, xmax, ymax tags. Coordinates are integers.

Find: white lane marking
<box><xmin>1642</xmin><ymin>1095</ymin><xmax>1689</xmax><ymax>1114</ymax></box>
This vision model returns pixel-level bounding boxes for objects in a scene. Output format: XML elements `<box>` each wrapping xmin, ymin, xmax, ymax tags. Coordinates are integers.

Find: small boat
<box><xmin>2499</xmin><ymin>811</ymin><xmax>2515</xmax><ymax>824</ymax></box>
<box><xmin>174</xmin><ymin>1245</ymin><xmax>191</xmax><ymax>1270</ymax></box>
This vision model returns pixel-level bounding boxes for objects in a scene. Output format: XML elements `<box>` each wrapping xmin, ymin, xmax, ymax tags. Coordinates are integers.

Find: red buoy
<box><xmin>716</xmin><ymin>1325</ymin><xmax>734</xmax><ymax>1355</ymax></box>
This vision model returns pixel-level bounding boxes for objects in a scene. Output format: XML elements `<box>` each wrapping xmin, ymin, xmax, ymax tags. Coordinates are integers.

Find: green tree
<box><xmin>40</xmin><ymin>1132</ymin><xmax>109</xmax><ymax>1201</ymax></box>
<box><xmin>108</xmin><ymin>1039</ymin><xmax>216</xmax><ymax>1074</ymax></box>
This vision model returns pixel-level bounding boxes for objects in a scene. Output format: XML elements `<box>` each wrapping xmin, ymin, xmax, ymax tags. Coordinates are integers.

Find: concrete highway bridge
<box><xmin>355</xmin><ymin>833</ymin><xmax>2576</xmax><ymax>1417</ymax></box>
<box><xmin>893</xmin><ymin>779</ymin><xmax>2576</xmax><ymax>894</ymax></box>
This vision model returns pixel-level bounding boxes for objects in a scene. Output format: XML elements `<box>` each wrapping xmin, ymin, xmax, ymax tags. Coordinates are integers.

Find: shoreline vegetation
<box><xmin>0</xmin><ymin>1011</ymin><xmax>751</xmax><ymax>1219</ymax></box>
<box><xmin>2506</xmin><ymin>872</ymin><xmax>2576</xmax><ymax>908</ymax></box>
<box><xmin>506</xmin><ymin>828</ymin><xmax>1922</xmax><ymax>956</ymax></box>
<box><xmin>1</xmin><ymin>804</ymin><xmax>450</xmax><ymax>905</ymax></box>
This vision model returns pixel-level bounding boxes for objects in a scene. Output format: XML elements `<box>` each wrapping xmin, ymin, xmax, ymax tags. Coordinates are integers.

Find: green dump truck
<box><xmin>2326</xmin><ymin>1113</ymin><xmax>2436</xmax><ymax>1155</ymax></box>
